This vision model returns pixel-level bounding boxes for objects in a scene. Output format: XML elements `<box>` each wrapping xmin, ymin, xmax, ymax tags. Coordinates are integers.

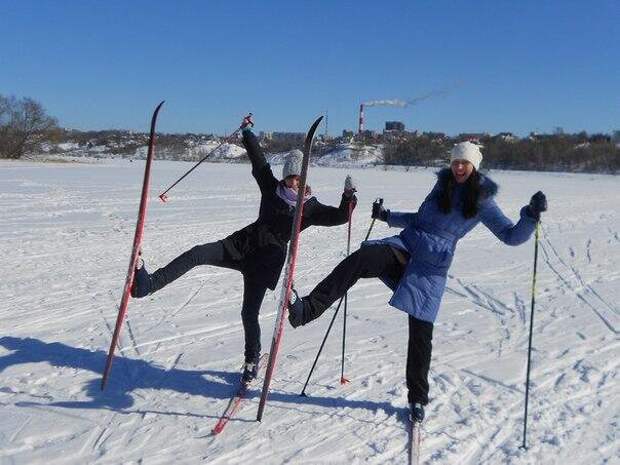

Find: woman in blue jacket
<box><xmin>288</xmin><ymin>141</ymin><xmax>547</xmax><ymax>423</ymax></box>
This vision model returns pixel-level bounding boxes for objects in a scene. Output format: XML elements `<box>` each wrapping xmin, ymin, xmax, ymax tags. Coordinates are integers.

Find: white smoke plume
<box><xmin>364</xmin><ymin>99</ymin><xmax>409</xmax><ymax>108</ymax></box>
<box><xmin>363</xmin><ymin>87</ymin><xmax>452</xmax><ymax>108</ymax></box>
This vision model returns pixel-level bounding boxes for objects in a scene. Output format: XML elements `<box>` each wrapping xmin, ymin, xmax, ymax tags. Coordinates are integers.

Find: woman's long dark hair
<box><xmin>438</xmin><ymin>170</ymin><xmax>482</xmax><ymax>219</ymax></box>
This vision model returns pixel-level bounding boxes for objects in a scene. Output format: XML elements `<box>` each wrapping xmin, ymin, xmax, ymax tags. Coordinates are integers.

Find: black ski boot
<box><xmin>409</xmin><ymin>402</ymin><xmax>425</xmax><ymax>423</ymax></box>
<box><xmin>241</xmin><ymin>357</ymin><xmax>259</xmax><ymax>385</ymax></box>
<box><xmin>131</xmin><ymin>260</ymin><xmax>152</xmax><ymax>298</ymax></box>
<box><xmin>287</xmin><ymin>289</ymin><xmax>306</xmax><ymax>328</ymax></box>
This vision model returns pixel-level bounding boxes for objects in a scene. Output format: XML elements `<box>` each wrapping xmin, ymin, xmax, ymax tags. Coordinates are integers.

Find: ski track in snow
<box><xmin>0</xmin><ymin>160</ymin><xmax>619</xmax><ymax>465</ymax></box>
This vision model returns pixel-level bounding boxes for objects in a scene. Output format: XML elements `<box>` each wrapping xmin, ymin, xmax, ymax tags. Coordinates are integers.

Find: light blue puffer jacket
<box><xmin>365</xmin><ymin>169</ymin><xmax>537</xmax><ymax>322</ymax></box>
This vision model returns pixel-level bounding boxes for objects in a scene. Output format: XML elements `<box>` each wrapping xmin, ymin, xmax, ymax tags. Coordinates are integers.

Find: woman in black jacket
<box><xmin>131</xmin><ymin>119</ymin><xmax>357</xmax><ymax>383</ymax></box>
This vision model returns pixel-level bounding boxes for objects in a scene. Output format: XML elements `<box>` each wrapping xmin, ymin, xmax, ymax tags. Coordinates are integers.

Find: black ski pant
<box><xmin>303</xmin><ymin>243</ymin><xmax>434</xmax><ymax>405</ymax></box>
<box><xmin>150</xmin><ymin>241</ymin><xmax>265</xmax><ymax>363</ymax></box>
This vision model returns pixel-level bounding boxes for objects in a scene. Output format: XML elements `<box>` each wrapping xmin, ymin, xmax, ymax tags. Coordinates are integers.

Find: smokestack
<box><xmin>358</xmin><ymin>103</ymin><xmax>364</xmax><ymax>134</ymax></box>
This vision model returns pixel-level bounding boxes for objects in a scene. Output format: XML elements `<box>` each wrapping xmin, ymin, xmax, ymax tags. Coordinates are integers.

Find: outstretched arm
<box><xmin>307</xmin><ymin>175</ymin><xmax>358</xmax><ymax>226</ymax></box>
<box><xmin>371</xmin><ymin>200</ymin><xmax>417</xmax><ymax>229</ymax></box>
<box><xmin>479</xmin><ymin>198</ymin><xmax>537</xmax><ymax>246</ymax></box>
<box><xmin>241</xmin><ymin>128</ymin><xmax>278</xmax><ymax>193</ymax></box>
<box><xmin>308</xmin><ymin>194</ymin><xmax>357</xmax><ymax>226</ymax></box>
<box><xmin>386</xmin><ymin>211</ymin><xmax>418</xmax><ymax>229</ymax></box>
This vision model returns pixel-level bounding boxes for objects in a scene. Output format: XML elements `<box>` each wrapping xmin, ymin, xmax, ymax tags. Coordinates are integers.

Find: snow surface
<box><xmin>0</xmin><ymin>159</ymin><xmax>618</xmax><ymax>465</ymax></box>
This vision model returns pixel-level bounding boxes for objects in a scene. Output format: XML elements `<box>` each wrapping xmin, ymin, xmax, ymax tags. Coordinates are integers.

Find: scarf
<box><xmin>276</xmin><ymin>183</ymin><xmax>312</xmax><ymax>208</ymax></box>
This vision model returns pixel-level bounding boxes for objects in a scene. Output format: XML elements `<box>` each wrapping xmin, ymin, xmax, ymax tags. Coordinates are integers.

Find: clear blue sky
<box><xmin>1</xmin><ymin>0</ymin><xmax>618</xmax><ymax>136</ymax></box>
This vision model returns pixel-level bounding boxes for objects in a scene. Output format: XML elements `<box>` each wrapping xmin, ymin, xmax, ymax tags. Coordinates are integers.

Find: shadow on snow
<box><xmin>0</xmin><ymin>336</ymin><xmax>407</xmax><ymax>423</ymax></box>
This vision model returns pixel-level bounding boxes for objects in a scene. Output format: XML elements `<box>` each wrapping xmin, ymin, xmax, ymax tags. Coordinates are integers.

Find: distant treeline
<box><xmin>1</xmin><ymin>94</ymin><xmax>618</xmax><ymax>173</ymax></box>
<box><xmin>381</xmin><ymin>132</ymin><xmax>620</xmax><ymax>173</ymax></box>
<box><xmin>28</xmin><ymin>127</ymin><xmax>620</xmax><ymax>174</ymax></box>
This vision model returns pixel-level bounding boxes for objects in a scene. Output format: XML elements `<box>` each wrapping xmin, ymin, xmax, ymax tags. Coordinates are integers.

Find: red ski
<box><xmin>256</xmin><ymin>116</ymin><xmax>324</xmax><ymax>421</ymax></box>
<box><xmin>101</xmin><ymin>101</ymin><xmax>165</xmax><ymax>390</ymax></box>
<box><xmin>409</xmin><ymin>420</ymin><xmax>422</xmax><ymax>465</ymax></box>
<box><xmin>211</xmin><ymin>353</ymin><xmax>269</xmax><ymax>435</ymax></box>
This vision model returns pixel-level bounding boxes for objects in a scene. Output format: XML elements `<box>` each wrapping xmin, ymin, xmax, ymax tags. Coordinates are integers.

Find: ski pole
<box><xmin>521</xmin><ymin>221</ymin><xmax>541</xmax><ymax>450</ymax></box>
<box><xmin>300</xmin><ymin>296</ymin><xmax>345</xmax><ymax>397</ymax></box>
<box><xmin>340</xmin><ymin>201</ymin><xmax>354</xmax><ymax>384</ymax></box>
<box><xmin>364</xmin><ymin>198</ymin><xmax>383</xmax><ymax>241</ymax></box>
<box><xmin>300</xmin><ymin>205</ymin><xmax>378</xmax><ymax>396</ymax></box>
<box><xmin>158</xmin><ymin>114</ymin><xmax>252</xmax><ymax>201</ymax></box>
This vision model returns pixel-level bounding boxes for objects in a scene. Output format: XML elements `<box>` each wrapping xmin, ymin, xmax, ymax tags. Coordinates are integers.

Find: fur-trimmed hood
<box><xmin>436</xmin><ymin>168</ymin><xmax>498</xmax><ymax>199</ymax></box>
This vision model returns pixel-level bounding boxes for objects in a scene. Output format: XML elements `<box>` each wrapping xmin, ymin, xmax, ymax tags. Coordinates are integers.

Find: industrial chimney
<box><xmin>358</xmin><ymin>103</ymin><xmax>365</xmax><ymax>134</ymax></box>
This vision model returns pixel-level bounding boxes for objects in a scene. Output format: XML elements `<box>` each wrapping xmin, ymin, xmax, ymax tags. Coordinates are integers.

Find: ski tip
<box><xmin>310</xmin><ymin>115</ymin><xmax>324</xmax><ymax>132</ymax></box>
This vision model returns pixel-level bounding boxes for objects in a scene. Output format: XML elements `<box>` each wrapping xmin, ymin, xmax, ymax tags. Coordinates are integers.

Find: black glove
<box><xmin>371</xmin><ymin>198</ymin><xmax>388</xmax><ymax>222</ymax></box>
<box><xmin>527</xmin><ymin>191</ymin><xmax>547</xmax><ymax>221</ymax></box>
<box><xmin>240</xmin><ymin>113</ymin><xmax>254</xmax><ymax>130</ymax></box>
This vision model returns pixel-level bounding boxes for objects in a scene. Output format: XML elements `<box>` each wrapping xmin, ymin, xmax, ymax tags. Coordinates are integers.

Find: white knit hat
<box><xmin>450</xmin><ymin>142</ymin><xmax>483</xmax><ymax>171</ymax></box>
<box><xmin>282</xmin><ymin>149</ymin><xmax>304</xmax><ymax>178</ymax></box>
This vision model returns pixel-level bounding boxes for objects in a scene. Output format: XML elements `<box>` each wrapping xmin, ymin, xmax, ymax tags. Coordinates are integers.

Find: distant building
<box><xmin>385</xmin><ymin>121</ymin><xmax>405</xmax><ymax>132</ymax></box>
<box><xmin>529</xmin><ymin>132</ymin><xmax>555</xmax><ymax>141</ymax></box>
<box><xmin>342</xmin><ymin>130</ymin><xmax>354</xmax><ymax>139</ymax></box>
<box><xmin>496</xmin><ymin>132</ymin><xmax>517</xmax><ymax>142</ymax></box>
<box><xmin>613</xmin><ymin>130</ymin><xmax>620</xmax><ymax>147</ymax></box>
<box><xmin>422</xmin><ymin>131</ymin><xmax>445</xmax><ymax>141</ymax></box>
<box><xmin>259</xmin><ymin>131</ymin><xmax>273</xmax><ymax>140</ymax></box>
<box><xmin>358</xmin><ymin>129</ymin><xmax>378</xmax><ymax>138</ymax></box>
<box><xmin>458</xmin><ymin>133</ymin><xmax>488</xmax><ymax>143</ymax></box>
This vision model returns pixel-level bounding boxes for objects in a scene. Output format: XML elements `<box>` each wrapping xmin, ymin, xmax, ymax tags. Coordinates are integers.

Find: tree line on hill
<box><xmin>1</xmin><ymin>94</ymin><xmax>618</xmax><ymax>173</ymax></box>
<box><xmin>381</xmin><ymin>132</ymin><xmax>619</xmax><ymax>173</ymax></box>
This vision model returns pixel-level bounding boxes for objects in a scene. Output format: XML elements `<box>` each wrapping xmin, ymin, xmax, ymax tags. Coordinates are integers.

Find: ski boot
<box><xmin>287</xmin><ymin>289</ymin><xmax>305</xmax><ymax>328</ymax></box>
<box><xmin>241</xmin><ymin>357</ymin><xmax>259</xmax><ymax>385</ymax></box>
<box><xmin>130</xmin><ymin>259</ymin><xmax>152</xmax><ymax>298</ymax></box>
<box><xmin>409</xmin><ymin>402</ymin><xmax>425</xmax><ymax>423</ymax></box>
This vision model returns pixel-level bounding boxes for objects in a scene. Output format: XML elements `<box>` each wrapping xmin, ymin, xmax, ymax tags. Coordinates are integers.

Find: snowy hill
<box><xmin>0</xmin><ymin>159</ymin><xmax>618</xmax><ymax>465</ymax></box>
<box><xmin>43</xmin><ymin>136</ymin><xmax>384</xmax><ymax>168</ymax></box>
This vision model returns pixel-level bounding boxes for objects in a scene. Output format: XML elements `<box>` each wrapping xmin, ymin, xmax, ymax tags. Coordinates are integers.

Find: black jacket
<box><xmin>221</xmin><ymin>130</ymin><xmax>356</xmax><ymax>289</ymax></box>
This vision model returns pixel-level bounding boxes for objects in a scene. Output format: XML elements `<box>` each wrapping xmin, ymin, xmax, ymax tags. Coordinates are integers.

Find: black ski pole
<box><xmin>158</xmin><ymin>114</ymin><xmax>252</xmax><ymax>201</ymax></box>
<box><xmin>521</xmin><ymin>221</ymin><xmax>541</xmax><ymax>450</ymax></box>
<box><xmin>365</xmin><ymin>198</ymin><xmax>382</xmax><ymax>241</ymax></box>
<box><xmin>300</xmin><ymin>201</ymin><xmax>381</xmax><ymax>396</ymax></box>
<box><xmin>299</xmin><ymin>296</ymin><xmax>345</xmax><ymax>397</ymax></box>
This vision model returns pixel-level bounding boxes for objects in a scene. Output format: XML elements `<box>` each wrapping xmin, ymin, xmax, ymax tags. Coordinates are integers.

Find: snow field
<box><xmin>0</xmin><ymin>159</ymin><xmax>618</xmax><ymax>464</ymax></box>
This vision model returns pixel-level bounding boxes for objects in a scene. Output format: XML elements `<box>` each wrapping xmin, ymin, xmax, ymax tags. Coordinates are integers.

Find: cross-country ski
<box><xmin>101</xmin><ymin>100</ymin><xmax>164</xmax><ymax>390</ymax></box>
<box><xmin>211</xmin><ymin>353</ymin><xmax>269</xmax><ymax>435</ymax></box>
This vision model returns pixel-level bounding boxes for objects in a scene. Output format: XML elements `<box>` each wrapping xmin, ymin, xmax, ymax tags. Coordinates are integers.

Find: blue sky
<box><xmin>1</xmin><ymin>0</ymin><xmax>618</xmax><ymax>136</ymax></box>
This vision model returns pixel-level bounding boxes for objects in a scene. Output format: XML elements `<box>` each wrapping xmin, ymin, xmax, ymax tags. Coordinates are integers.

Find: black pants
<box><xmin>303</xmin><ymin>244</ymin><xmax>434</xmax><ymax>405</ymax></box>
<box><xmin>150</xmin><ymin>241</ymin><xmax>265</xmax><ymax>363</ymax></box>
